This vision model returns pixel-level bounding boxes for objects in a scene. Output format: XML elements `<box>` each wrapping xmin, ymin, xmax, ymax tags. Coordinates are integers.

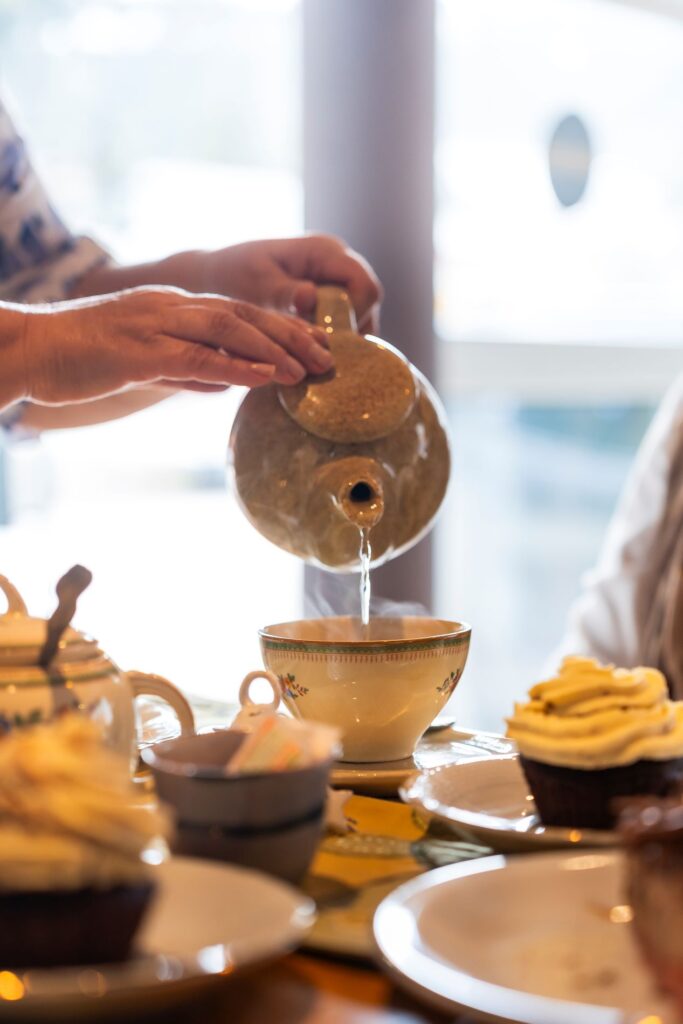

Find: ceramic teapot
<box><xmin>228</xmin><ymin>287</ymin><xmax>451</xmax><ymax>570</ymax></box>
<box><xmin>0</xmin><ymin>575</ymin><xmax>194</xmax><ymax>772</ymax></box>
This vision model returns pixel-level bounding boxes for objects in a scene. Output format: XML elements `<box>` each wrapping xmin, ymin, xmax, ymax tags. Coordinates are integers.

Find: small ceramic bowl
<box><xmin>141</xmin><ymin>731</ymin><xmax>330</xmax><ymax>884</ymax></box>
<box><xmin>259</xmin><ymin>616</ymin><xmax>471</xmax><ymax>763</ymax></box>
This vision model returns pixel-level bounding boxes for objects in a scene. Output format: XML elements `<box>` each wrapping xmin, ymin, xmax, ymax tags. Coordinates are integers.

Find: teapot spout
<box><xmin>337</xmin><ymin>468</ymin><xmax>385</xmax><ymax>530</ymax></box>
<box><xmin>302</xmin><ymin>455</ymin><xmax>392</xmax><ymax>569</ymax></box>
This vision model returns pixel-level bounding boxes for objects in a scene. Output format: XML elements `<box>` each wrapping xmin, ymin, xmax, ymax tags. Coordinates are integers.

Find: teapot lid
<box><xmin>0</xmin><ymin>575</ymin><xmax>98</xmax><ymax>667</ymax></box>
<box><xmin>278</xmin><ymin>334</ymin><xmax>416</xmax><ymax>444</ymax></box>
<box><xmin>0</xmin><ymin>614</ymin><xmax>82</xmax><ymax>651</ymax></box>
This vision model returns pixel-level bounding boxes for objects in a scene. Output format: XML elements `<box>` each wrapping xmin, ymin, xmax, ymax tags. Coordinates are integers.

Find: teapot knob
<box><xmin>316</xmin><ymin>286</ymin><xmax>357</xmax><ymax>334</ymax></box>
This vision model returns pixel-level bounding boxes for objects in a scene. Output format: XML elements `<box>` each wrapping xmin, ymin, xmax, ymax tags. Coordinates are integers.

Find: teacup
<box><xmin>256</xmin><ymin>616</ymin><xmax>471</xmax><ymax>763</ymax></box>
<box><xmin>0</xmin><ymin>575</ymin><xmax>195</xmax><ymax>772</ymax></box>
<box><xmin>142</xmin><ymin>730</ymin><xmax>330</xmax><ymax>884</ymax></box>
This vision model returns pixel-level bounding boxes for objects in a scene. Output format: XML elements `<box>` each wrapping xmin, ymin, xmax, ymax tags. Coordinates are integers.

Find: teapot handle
<box><xmin>126</xmin><ymin>670</ymin><xmax>195</xmax><ymax>736</ymax></box>
<box><xmin>316</xmin><ymin>285</ymin><xmax>357</xmax><ymax>334</ymax></box>
<box><xmin>0</xmin><ymin>576</ymin><xmax>28</xmax><ymax>617</ymax></box>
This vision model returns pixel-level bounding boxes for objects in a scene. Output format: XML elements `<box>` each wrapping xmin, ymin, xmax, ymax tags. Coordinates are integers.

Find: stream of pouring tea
<box><xmin>359</xmin><ymin>528</ymin><xmax>371</xmax><ymax>628</ymax></box>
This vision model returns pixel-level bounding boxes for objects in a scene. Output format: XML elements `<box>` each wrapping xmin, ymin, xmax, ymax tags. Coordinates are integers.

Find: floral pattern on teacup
<box><xmin>0</xmin><ymin>707</ymin><xmax>44</xmax><ymax>733</ymax></box>
<box><xmin>436</xmin><ymin>668</ymin><xmax>462</xmax><ymax>699</ymax></box>
<box><xmin>278</xmin><ymin>673</ymin><xmax>309</xmax><ymax>700</ymax></box>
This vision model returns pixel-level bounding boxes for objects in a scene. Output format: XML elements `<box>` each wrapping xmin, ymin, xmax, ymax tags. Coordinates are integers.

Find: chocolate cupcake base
<box><xmin>519</xmin><ymin>754</ymin><xmax>683</xmax><ymax>830</ymax></box>
<box><xmin>0</xmin><ymin>882</ymin><xmax>155</xmax><ymax>968</ymax></box>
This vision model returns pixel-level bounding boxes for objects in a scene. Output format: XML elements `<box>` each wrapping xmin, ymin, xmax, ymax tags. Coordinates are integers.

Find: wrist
<box><xmin>156</xmin><ymin>249</ymin><xmax>217</xmax><ymax>294</ymax></box>
<box><xmin>69</xmin><ymin>250</ymin><xmax>217</xmax><ymax>297</ymax></box>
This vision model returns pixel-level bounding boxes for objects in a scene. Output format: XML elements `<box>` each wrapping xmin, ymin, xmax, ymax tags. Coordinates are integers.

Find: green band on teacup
<box><xmin>260</xmin><ymin>632</ymin><xmax>470</xmax><ymax>655</ymax></box>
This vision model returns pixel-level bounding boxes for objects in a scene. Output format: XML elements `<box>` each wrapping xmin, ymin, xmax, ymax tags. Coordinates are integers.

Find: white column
<box><xmin>302</xmin><ymin>0</ymin><xmax>437</xmax><ymax>611</ymax></box>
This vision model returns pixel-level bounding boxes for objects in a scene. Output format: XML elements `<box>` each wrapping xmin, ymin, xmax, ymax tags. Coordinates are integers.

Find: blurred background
<box><xmin>0</xmin><ymin>0</ymin><xmax>680</xmax><ymax>729</ymax></box>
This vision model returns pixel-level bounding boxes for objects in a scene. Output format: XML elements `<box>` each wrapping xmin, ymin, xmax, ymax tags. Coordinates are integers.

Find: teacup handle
<box><xmin>239</xmin><ymin>670</ymin><xmax>281</xmax><ymax>712</ymax></box>
<box><xmin>0</xmin><ymin>576</ymin><xmax>28</xmax><ymax>616</ymax></box>
<box><xmin>125</xmin><ymin>670</ymin><xmax>195</xmax><ymax>736</ymax></box>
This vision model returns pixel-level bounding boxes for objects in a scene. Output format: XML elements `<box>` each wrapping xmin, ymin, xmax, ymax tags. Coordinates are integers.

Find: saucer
<box><xmin>330</xmin><ymin>727</ymin><xmax>514</xmax><ymax>796</ymax></box>
<box><xmin>1</xmin><ymin>856</ymin><xmax>314</xmax><ymax>1021</ymax></box>
<box><xmin>401</xmin><ymin>755</ymin><xmax>617</xmax><ymax>851</ymax></box>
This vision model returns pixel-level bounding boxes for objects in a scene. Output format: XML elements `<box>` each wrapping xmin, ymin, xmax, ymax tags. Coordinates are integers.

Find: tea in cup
<box><xmin>255</xmin><ymin>616</ymin><xmax>470</xmax><ymax>763</ymax></box>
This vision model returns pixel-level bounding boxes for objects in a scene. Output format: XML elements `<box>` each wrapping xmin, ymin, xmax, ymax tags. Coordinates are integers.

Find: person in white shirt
<box><xmin>556</xmin><ymin>375</ymin><xmax>683</xmax><ymax>696</ymax></box>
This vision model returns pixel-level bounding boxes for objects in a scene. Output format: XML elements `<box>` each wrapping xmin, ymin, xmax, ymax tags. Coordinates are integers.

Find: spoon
<box><xmin>424</xmin><ymin>715</ymin><xmax>456</xmax><ymax>734</ymax></box>
<box><xmin>38</xmin><ymin>565</ymin><xmax>93</xmax><ymax>671</ymax></box>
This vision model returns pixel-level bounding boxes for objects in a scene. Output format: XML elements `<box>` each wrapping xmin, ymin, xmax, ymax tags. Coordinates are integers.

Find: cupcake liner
<box><xmin>519</xmin><ymin>755</ymin><xmax>683</xmax><ymax>831</ymax></box>
<box><xmin>0</xmin><ymin>882</ymin><xmax>154</xmax><ymax>968</ymax></box>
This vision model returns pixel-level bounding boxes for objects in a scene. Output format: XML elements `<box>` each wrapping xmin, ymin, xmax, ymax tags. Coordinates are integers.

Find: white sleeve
<box><xmin>551</xmin><ymin>376</ymin><xmax>683</xmax><ymax>669</ymax></box>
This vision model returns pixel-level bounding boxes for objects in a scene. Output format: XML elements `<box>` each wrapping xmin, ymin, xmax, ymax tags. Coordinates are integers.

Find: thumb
<box><xmin>290</xmin><ymin>280</ymin><xmax>318</xmax><ymax>320</ymax></box>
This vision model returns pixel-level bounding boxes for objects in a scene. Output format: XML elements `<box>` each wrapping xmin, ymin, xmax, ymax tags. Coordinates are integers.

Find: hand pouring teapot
<box><xmin>228</xmin><ymin>287</ymin><xmax>451</xmax><ymax>570</ymax></box>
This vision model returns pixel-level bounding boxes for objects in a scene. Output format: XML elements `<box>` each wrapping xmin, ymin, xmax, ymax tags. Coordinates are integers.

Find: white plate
<box><xmin>1</xmin><ymin>857</ymin><xmax>314</xmax><ymax>1021</ymax></box>
<box><xmin>331</xmin><ymin>728</ymin><xmax>514</xmax><ymax>796</ymax></box>
<box><xmin>374</xmin><ymin>850</ymin><xmax>676</xmax><ymax>1023</ymax></box>
<box><xmin>137</xmin><ymin>695</ymin><xmax>237</xmax><ymax>749</ymax></box>
<box><xmin>402</xmin><ymin>754</ymin><xmax>617</xmax><ymax>850</ymax></box>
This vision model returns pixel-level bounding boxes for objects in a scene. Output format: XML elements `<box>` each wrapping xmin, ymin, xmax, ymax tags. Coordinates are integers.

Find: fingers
<box><xmin>292</xmin><ymin>275</ymin><xmax>380</xmax><ymax>335</ymax></box>
<box><xmin>316</xmin><ymin>246</ymin><xmax>383</xmax><ymax>327</ymax></box>
<box><xmin>137</xmin><ymin>336</ymin><xmax>278</xmax><ymax>389</ymax></box>
<box><xmin>278</xmin><ymin>235</ymin><xmax>383</xmax><ymax>331</ymax></box>
<box><xmin>161</xmin><ymin>298</ymin><xmax>333</xmax><ymax>384</ymax></box>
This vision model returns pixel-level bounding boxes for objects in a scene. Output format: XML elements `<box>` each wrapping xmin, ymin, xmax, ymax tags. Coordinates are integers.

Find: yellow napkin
<box><xmin>312</xmin><ymin>795</ymin><xmax>426</xmax><ymax>888</ymax></box>
<box><xmin>303</xmin><ymin>795</ymin><xmax>488</xmax><ymax>962</ymax></box>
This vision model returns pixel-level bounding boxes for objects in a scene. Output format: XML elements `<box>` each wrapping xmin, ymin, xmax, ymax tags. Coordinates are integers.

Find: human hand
<box><xmin>16</xmin><ymin>286</ymin><xmax>332</xmax><ymax>405</ymax></box>
<box><xmin>197</xmin><ymin>235</ymin><xmax>383</xmax><ymax>333</ymax></box>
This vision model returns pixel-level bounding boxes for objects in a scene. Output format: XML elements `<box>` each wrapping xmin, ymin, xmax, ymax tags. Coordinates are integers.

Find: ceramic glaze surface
<box><xmin>229</xmin><ymin>287</ymin><xmax>451</xmax><ymax>571</ymax></box>
<box><xmin>260</xmin><ymin>616</ymin><xmax>470</xmax><ymax>763</ymax></box>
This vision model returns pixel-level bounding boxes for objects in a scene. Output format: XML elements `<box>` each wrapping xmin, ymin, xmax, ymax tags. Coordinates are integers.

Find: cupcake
<box><xmin>0</xmin><ymin>714</ymin><xmax>171</xmax><ymax>967</ymax></box>
<box><xmin>618</xmin><ymin>796</ymin><xmax>683</xmax><ymax>1012</ymax></box>
<box><xmin>506</xmin><ymin>656</ymin><xmax>683</xmax><ymax>830</ymax></box>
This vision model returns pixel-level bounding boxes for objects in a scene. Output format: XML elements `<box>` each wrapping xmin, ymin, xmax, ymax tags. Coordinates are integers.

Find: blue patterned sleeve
<box><xmin>0</xmin><ymin>98</ymin><xmax>111</xmax><ymax>303</ymax></box>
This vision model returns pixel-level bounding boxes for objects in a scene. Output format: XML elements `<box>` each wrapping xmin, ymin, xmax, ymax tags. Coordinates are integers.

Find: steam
<box><xmin>304</xmin><ymin>570</ymin><xmax>427</xmax><ymax>622</ymax></box>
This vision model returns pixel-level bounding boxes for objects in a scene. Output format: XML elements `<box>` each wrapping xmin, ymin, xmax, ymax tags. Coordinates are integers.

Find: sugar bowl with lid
<box><xmin>0</xmin><ymin>574</ymin><xmax>194</xmax><ymax>772</ymax></box>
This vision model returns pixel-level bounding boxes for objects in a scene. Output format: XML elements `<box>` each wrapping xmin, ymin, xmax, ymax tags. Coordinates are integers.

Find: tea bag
<box><xmin>225</xmin><ymin>714</ymin><xmax>341</xmax><ymax>773</ymax></box>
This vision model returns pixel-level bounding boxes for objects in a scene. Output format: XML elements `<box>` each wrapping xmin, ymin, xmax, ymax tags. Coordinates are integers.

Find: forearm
<box><xmin>19</xmin><ymin>387</ymin><xmax>176</xmax><ymax>431</ymax></box>
<box><xmin>0</xmin><ymin>305</ymin><xmax>29</xmax><ymax>413</ymax></box>
<box><xmin>0</xmin><ymin>294</ymin><xmax>176</xmax><ymax>431</ymax></box>
<box><xmin>70</xmin><ymin>251</ymin><xmax>216</xmax><ymax>299</ymax></box>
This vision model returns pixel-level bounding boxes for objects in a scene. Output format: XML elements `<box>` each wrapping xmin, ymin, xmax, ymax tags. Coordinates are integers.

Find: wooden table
<box><xmin>161</xmin><ymin>953</ymin><xmax>462</xmax><ymax>1024</ymax></box>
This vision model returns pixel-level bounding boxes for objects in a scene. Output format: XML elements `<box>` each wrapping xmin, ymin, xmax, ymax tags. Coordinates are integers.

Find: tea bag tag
<box><xmin>232</xmin><ymin>669</ymin><xmax>282</xmax><ymax>733</ymax></box>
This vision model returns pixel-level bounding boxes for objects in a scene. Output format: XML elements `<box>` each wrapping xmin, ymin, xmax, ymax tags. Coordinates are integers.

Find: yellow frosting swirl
<box><xmin>0</xmin><ymin>715</ymin><xmax>171</xmax><ymax>891</ymax></box>
<box><xmin>506</xmin><ymin>656</ymin><xmax>683</xmax><ymax>769</ymax></box>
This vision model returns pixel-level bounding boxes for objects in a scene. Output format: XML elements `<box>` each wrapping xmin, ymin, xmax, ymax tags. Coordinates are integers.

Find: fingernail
<box><xmin>250</xmin><ymin>362</ymin><xmax>276</xmax><ymax>378</ymax></box>
<box><xmin>286</xmin><ymin>357</ymin><xmax>306</xmax><ymax>381</ymax></box>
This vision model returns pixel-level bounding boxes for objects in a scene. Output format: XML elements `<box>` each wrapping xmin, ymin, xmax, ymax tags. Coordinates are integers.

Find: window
<box><xmin>434</xmin><ymin>0</ymin><xmax>683</xmax><ymax>728</ymax></box>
